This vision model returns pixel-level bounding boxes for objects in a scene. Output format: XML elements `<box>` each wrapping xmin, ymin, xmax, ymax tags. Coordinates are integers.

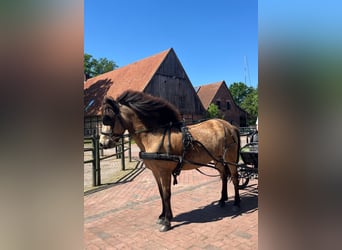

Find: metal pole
<box><xmin>95</xmin><ymin>134</ymin><xmax>101</xmax><ymax>186</ymax></box>
<box><xmin>128</xmin><ymin>135</ymin><xmax>132</xmax><ymax>162</ymax></box>
<box><xmin>116</xmin><ymin>145</ymin><xmax>120</xmax><ymax>159</ymax></box>
<box><xmin>121</xmin><ymin>136</ymin><xmax>125</xmax><ymax>170</ymax></box>
<box><xmin>91</xmin><ymin>136</ymin><xmax>96</xmax><ymax>187</ymax></box>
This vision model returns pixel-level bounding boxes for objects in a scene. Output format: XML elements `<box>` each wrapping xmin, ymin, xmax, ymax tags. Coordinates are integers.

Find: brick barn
<box><xmin>84</xmin><ymin>48</ymin><xmax>206</xmax><ymax>135</ymax></box>
<box><xmin>196</xmin><ymin>81</ymin><xmax>248</xmax><ymax>127</ymax></box>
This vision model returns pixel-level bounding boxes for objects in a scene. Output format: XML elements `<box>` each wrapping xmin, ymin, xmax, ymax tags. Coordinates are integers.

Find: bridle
<box><xmin>101</xmin><ymin>108</ymin><xmax>125</xmax><ymax>138</ymax></box>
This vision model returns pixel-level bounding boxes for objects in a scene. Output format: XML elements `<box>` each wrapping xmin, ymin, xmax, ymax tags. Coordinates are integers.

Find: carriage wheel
<box><xmin>238</xmin><ymin>166</ymin><xmax>250</xmax><ymax>189</ymax></box>
<box><xmin>238</xmin><ymin>176</ymin><xmax>249</xmax><ymax>189</ymax></box>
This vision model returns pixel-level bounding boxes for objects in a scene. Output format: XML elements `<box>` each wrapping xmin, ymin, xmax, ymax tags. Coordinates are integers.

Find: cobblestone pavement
<box><xmin>84</xmin><ymin>141</ymin><xmax>258</xmax><ymax>249</ymax></box>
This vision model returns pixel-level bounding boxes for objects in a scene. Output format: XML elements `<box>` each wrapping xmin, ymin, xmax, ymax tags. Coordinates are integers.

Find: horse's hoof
<box><xmin>219</xmin><ymin>200</ymin><xmax>226</xmax><ymax>207</ymax></box>
<box><xmin>159</xmin><ymin>224</ymin><xmax>171</xmax><ymax>232</ymax></box>
<box><xmin>156</xmin><ymin>218</ymin><xmax>163</xmax><ymax>224</ymax></box>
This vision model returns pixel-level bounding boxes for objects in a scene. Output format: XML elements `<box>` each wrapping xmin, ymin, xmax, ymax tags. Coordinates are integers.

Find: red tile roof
<box><xmin>84</xmin><ymin>48</ymin><xmax>171</xmax><ymax>116</ymax></box>
<box><xmin>196</xmin><ymin>81</ymin><xmax>225</xmax><ymax>109</ymax></box>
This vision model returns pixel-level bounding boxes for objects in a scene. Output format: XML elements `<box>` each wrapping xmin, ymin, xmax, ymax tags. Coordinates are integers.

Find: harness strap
<box><xmin>172</xmin><ymin>158</ymin><xmax>183</xmax><ymax>185</ymax></box>
<box><xmin>167</xmin><ymin>123</ymin><xmax>171</xmax><ymax>155</ymax></box>
<box><xmin>139</xmin><ymin>151</ymin><xmax>224</xmax><ymax>169</ymax></box>
<box><xmin>139</xmin><ymin>152</ymin><xmax>181</xmax><ymax>162</ymax></box>
<box><xmin>156</xmin><ymin>126</ymin><xmax>168</xmax><ymax>154</ymax></box>
<box><xmin>171</xmin><ymin>125</ymin><xmax>193</xmax><ymax>185</ymax></box>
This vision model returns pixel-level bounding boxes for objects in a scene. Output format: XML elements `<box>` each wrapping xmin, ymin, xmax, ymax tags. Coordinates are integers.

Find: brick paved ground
<box><xmin>84</xmin><ymin>141</ymin><xmax>258</xmax><ymax>250</ymax></box>
<box><xmin>84</xmin><ymin>144</ymin><xmax>141</xmax><ymax>192</ymax></box>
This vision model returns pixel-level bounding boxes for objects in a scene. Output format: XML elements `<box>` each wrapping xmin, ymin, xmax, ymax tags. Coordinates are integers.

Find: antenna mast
<box><xmin>244</xmin><ymin>56</ymin><xmax>251</xmax><ymax>85</ymax></box>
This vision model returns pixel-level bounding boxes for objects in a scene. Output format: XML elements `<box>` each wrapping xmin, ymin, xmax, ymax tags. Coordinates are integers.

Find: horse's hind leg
<box><xmin>219</xmin><ymin>163</ymin><xmax>229</xmax><ymax>207</ymax></box>
<box><xmin>229</xmin><ymin>165</ymin><xmax>241</xmax><ymax>210</ymax></box>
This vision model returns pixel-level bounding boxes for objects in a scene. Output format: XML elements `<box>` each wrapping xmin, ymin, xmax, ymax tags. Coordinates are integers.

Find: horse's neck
<box><xmin>120</xmin><ymin>106</ymin><xmax>171</xmax><ymax>152</ymax></box>
<box><xmin>120</xmin><ymin>106</ymin><xmax>150</xmax><ymax>151</ymax></box>
<box><xmin>119</xmin><ymin>106</ymin><xmax>141</xmax><ymax>131</ymax></box>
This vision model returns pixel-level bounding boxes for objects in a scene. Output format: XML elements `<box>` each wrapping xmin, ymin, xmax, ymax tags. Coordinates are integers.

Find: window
<box><xmin>84</xmin><ymin>116</ymin><xmax>102</xmax><ymax>136</ymax></box>
<box><xmin>216</xmin><ymin>100</ymin><xmax>221</xmax><ymax>109</ymax></box>
<box><xmin>226</xmin><ymin>101</ymin><xmax>230</xmax><ymax>110</ymax></box>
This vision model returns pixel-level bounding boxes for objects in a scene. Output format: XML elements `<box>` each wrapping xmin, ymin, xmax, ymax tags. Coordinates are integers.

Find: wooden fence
<box><xmin>84</xmin><ymin>134</ymin><xmax>131</xmax><ymax>186</ymax></box>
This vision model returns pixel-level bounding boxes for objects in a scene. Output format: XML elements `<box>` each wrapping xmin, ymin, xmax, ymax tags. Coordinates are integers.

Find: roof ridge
<box><xmin>89</xmin><ymin>48</ymin><xmax>172</xmax><ymax>80</ymax></box>
<box><xmin>84</xmin><ymin>48</ymin><xmax>175</xmax><ymax>115</ymax></box>
<box><xmin>197</xmin><ymin>80</ymin><xmax>225</xmax><ymax>88</ymax></box>
<box><xmin>120</xmin><ymin>47</ymin><xmax>171</xmax><ymax>68</ymax></box>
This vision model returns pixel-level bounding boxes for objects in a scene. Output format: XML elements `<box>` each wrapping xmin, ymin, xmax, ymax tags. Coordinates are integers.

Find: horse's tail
<box><xmin>220</xmin><ymin>120</ymin><xmax>240</xmax><ymax>167</ymax></box>
<box><xmin>234</xmin><ymin>126</ymin><xmax>241</xmax><ymax>164</ymax></box>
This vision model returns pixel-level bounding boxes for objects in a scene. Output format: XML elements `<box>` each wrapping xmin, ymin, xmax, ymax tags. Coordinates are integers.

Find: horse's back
<box><xmin>186</xmin><ymin>119</ymin><xmax>240</xmax><ymax>164</ymax></box>
<box><xmin>188</xmin><ymin>119</ymin><xmax>239</xmax><ymax>142</ymax></box>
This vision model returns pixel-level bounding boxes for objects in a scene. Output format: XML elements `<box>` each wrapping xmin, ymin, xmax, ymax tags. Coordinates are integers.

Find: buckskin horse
<box><xmin>99</xmin><ymin>90</ymin><xmax>241</xmax><ymax>232</ymax></box>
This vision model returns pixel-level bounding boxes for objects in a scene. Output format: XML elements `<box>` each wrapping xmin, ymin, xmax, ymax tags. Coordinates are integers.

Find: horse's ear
<box><xmin>103</xmin><ymin>96</ymin><xmax>120</xmax><ymax>114</ymax></box>
<box><xmin>102</xmin><ymin>96</ymin><xmax>119</xmax><ymax>126</ymax></box>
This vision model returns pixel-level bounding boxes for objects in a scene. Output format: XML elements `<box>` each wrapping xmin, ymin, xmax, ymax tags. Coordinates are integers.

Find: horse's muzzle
<box><xmin>99</xmin><ymin>135</ymin><xmax>120</xmax><ymax>149</ymax></box>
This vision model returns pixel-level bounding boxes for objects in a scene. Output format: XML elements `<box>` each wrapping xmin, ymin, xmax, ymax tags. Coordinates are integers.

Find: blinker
<box><xmin>103</xmin><ymin>115</ymin><xmax>114</xmax><ymax>126</ymax></box>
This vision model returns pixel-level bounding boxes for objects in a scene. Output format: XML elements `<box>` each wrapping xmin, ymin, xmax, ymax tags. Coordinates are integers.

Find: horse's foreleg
<box><xmin>158</xmin><ymin>169</ymin><xmax>173</xmax><ymax>232</ymax></box>
<box><xmin>152</xmin><ymin>168</ymin><xmax>173</xmax><ymax>232</ymax></box>
<box><xmin>152</xmin><ymin>170</ymin><xmax>166</xmax><ymax>223</ymax></box>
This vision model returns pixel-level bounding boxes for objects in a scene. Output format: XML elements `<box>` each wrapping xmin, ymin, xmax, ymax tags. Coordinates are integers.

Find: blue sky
<box><xmin>84</xmin><ymin>0</ymin><xmax>258</xmax><ymax>88</ymax></box>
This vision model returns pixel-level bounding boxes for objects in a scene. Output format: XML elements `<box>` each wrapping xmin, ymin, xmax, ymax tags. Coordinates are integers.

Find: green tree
<box><xmin>240</xmin><ymin>88</ymin><xmax>258</xmax><ymax>125</ymax></box>
<box><xmin>207</xmin><ymin>103</ymin><xmax>220</xmax><ymax>118</ymax></box>
<box><xmin>84</xmin><ymin>53</ymin><xmax>96</xmax><ymax>79</ymax></box>
<box><xmin>229</xmin><ymin>82</ymin><xmax>258</xmax><ymax>125</ymax></box>
<box><xmin>84</xmin><ymin>53</ymin><xmax>118</xmax><ymax>79</ymax></box>
<box><xmin>229</xmin><ymin>82</ymin><xmax>254</xmax><ymax>106</ymax></box>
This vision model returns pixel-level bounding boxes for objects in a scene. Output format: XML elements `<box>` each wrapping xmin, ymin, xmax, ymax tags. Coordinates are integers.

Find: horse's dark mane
<box><xmin>117</xmin><ymin>90</ymin><xmax>182</xmax><ymax>128</ymax></box>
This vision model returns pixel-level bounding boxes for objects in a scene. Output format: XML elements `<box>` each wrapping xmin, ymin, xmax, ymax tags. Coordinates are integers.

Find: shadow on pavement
<box><xmin>84</xmin><ymin>161</ymin><xmax>145</xmax><ymax>196</ymax></box>
<box><xmin>172</xmin><ymin>184</ymin><xmax>258</xmax><ymax>229</ymax></box>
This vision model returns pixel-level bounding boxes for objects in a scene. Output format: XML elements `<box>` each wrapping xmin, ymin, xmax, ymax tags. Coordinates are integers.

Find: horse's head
<box><xmin>99</xmin><ymin>96</ymin><xmax>125</xmax><ymax>148</ymax></box>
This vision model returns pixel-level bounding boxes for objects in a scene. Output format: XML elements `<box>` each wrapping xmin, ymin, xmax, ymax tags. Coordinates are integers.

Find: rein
<box><xmin>134</xmin><ymin>119</ymin><xmax>208</xmax><ymax>135</ymax></box>
<box><xmin>196</xmin><ymin>168</ymin><xmax>221</xmax><ymax>178</ymax></box>
<box><xmin>134</xmin><ymin>121</ymin><xmax>182</xmax><ymax>135</ymax></box>
<box><xmin>100</xmin><ymin>131</ymin><xmax>123</xmax><ymax>138</ymax></box>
